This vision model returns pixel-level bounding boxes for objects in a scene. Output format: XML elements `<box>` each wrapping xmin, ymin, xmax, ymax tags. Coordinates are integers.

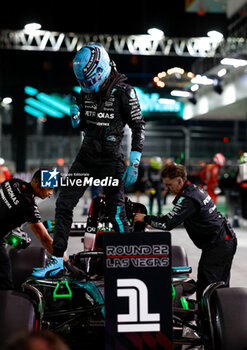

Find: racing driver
<box><xmin>135</xmin><ymin>162</ymin><xmax>237</xmax><ymax>301</ymax></box>
<box><xmin>33</xmin><ymin>42</ymin><xmax>145</xmax><ymax>278</ymax></box>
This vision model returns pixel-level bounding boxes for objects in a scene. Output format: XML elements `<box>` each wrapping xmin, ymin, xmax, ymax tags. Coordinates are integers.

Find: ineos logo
<box><xmin>117</xmin><ymin>278</ymin><xmax>160</xmax><ymax>332</ymax></box>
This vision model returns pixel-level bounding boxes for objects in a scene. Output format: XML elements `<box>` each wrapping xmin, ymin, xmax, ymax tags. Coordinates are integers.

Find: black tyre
<box><xmin>0</xmin><ymin>290</ymin><xmax>36</xmax><ymax>347</ymax></box>
<box><xmin>212</xmin><ymin>287</ymin><xmax>247</xmax><ymax>350</ymax></box>
<box><xmin>9</xmin><ymin>246</ymin><xmax>48</xmax><ymax>290</ymax></box>
<box><xmin>171</xmin><ymin>245</ymin><xmax>188</xmax><ymax>267</ymax></box>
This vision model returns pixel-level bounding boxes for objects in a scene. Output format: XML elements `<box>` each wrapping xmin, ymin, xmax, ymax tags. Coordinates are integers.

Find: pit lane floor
<box><xmin>33</xmin><ymin>192</ymin><xmax>247</xmax><ymax>289</ymax></box>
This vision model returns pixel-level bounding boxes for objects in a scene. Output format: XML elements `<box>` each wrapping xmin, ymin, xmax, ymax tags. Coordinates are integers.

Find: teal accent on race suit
<box><xmin>115</xmin><ymin>206</ymin><xmax>124</xmax><ymax>232</ymax></box>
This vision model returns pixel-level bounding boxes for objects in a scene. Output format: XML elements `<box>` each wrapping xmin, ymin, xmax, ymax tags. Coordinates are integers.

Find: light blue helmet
<box><xmin>73</xmin><ymin>43</ymin><xmax>111</xmax><ymax>93</ymax></box>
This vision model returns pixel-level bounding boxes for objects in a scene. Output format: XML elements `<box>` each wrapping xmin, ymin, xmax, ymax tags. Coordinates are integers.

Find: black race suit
<box><xmin>85</xmin><ymin>196</ymin><xmax>148</xmax><ymax>242</ymax></box>
<box><xmin>52</xmin><ymin>72</ymin><xmax>145</xmax><ymax>257</ymax></box>
<box><xmin>144</xmin><ymin>180</ymin><xmax>237</xmax><ymax>300</ymax></box>
<box><xmin>147</xmin><ymin>166</ymin><xmax>163</xmax><ymax>215</ymax></box>
<box><xmin>0</xmin><ymin>179</ymin><xmax>41</xmax><ymax>290</ymax></box>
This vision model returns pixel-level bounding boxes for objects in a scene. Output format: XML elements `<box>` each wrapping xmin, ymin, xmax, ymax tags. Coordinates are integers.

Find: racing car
<box><xmin>1</xmin><ymin>197</ymin><xmax>247</xmax><ymax>350</ymax></box>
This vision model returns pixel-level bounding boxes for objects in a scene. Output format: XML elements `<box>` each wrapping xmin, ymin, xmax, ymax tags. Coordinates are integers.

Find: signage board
<box><xmin>104</xmin><ymin>232</ymin><xmax>173</xmax><ymax>350</ymax></box>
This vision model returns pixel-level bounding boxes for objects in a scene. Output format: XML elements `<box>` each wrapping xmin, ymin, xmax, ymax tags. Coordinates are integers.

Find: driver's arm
<box><xmin>28</xmin><ymin>222</ymin><xmax>53</xmax><ymax>255</ymax></box>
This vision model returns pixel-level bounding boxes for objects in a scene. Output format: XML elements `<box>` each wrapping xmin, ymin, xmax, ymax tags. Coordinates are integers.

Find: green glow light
<box><xmin>11</xmin><ymin>237</ymin><xmax>18</xmax><ymax>245</ymax></box>
<box><xmin>24</xmin><ymin>86</ymin><xmax>39</xmax><ymax>96</ymax></box>
<box><xmin>25</xmin><ymin>98</ymin><xmax>64</xmax><ymax>118</ymax></box>
<box><xmin>172</xmin><ymin>284</ymin><xmax>176</xmax><ymax>300</ymax></box>
<box><xmin>134</xmin><ymin>87</ymin><xmax>182</xmax><ymax>114</ymax></box>
<box><xmin>25</xmin><ymin>85</ymin><xmax>183</xmax><ymax>119</ymax></box>
<box><xmin>5</xmin><ymin>233</ymin><xmax>22</xmax><ymax>247</ymax></box>
<box><xmin>37</xmin><ymin>93</ymin><xmax>70</xmax><ymax>115</ymax></box>
<box><xmin>24</xmin><ymin>105</ymin><xmax>46</xmax><ymax>118</ymax></box>
<box><xmin>73</xmin><ymin>85</ymin><xmax>182</xmax><ymax>115</ymax></box>
<box><xmin>180</xmin><ymin>296</ymin><xmax>189</xmax><ymax>310</ymax></box>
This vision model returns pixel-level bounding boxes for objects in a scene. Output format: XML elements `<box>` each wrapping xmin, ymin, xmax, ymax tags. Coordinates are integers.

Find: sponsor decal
<box><xmin>203</xmin><ymin>195</ymin><xmax>211</xmax><ymax>205</ymax></box>
<box><xmin>4</xmin><ymin>182</ymin><xmax>19</xmax><ymax>205</ymax></box>
<box><xmin>130</xmin><ymin>88</ymin><xmax>136</xmax><ymax>99</ymax></box>
<box><xmin>97</xmin><ymin>112</ymin><xmax>114</xmax><ymax>119</ymax></box>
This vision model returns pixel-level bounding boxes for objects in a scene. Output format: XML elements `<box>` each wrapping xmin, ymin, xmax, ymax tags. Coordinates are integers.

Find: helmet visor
<box><xmin>78</xmin><ymin>69</ymin><xmax>103</xmax><ymax>90</ymax></box>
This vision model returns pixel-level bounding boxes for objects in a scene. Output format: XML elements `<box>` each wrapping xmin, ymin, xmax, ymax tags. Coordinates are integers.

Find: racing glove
<box><xmin>64</xmin><ymin>260</ymin><xmax>87</xmax><ymax>280</ymax></box>
<box><xmin>70</xmin><ymin>96</ymin><xmax>80</xmax><ymax>128</ymax></box>
<box><xmin>122</xmin><ymin>151</ymin><xmax>141</xmax><ymax>188</ymax></box>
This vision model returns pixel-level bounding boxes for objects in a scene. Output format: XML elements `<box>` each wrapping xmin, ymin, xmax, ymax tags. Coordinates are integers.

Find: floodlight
<box><xmin>147</xmin><ymin>28</ymin><xmax>164</xmax><ymax>40</ymax></box>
